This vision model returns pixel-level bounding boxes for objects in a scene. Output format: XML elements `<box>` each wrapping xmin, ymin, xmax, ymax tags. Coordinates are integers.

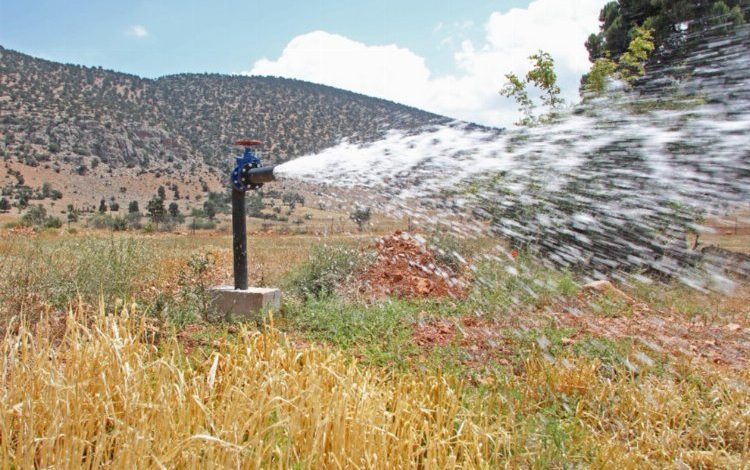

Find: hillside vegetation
<box><xmin>0</xmin><ymin>46</ymin><xmax>448</xmax><ymax>174</ymax></box>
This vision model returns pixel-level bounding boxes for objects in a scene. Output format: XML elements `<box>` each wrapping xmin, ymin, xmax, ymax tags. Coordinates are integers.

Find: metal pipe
<box><xmin>231</xmin><ymin>188</ymin><xmax>248</xmax><ymax>290</ymax></box>
<box><xmin>245</xmin><ymin>166</ymin><xmax>276</xmax><ymax>186</ymax></box>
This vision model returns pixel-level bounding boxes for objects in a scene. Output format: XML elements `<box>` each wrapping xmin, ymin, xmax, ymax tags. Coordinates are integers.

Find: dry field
<box><xmin>0</xmin><ymin>226</ymin><xmax>748</xmax><ymax>468</ymax></box>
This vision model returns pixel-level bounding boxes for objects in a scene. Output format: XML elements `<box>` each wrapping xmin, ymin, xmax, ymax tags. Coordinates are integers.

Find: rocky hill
<box><xmin>0</xmin><ymin>46</ymin><xmax>448</xmax><ymax>176</ymax></box>
<box><xmin>0</xmin><ymin>46</ymin><xmax>449</xmax><ymax>217</ymax></box>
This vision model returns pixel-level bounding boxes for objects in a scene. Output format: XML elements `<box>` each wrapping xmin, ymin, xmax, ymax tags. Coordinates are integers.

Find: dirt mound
<box><xmin>360</xmin><ymin>231</ymin><xmax>469</xmax><ymax>299</ymax></box>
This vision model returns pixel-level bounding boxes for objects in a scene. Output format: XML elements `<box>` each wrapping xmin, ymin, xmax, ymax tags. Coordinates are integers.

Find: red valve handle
<box><xmin>235</xmin><ymin>139</ymin><xmax>262</xmax><ymax>147</ymax></box>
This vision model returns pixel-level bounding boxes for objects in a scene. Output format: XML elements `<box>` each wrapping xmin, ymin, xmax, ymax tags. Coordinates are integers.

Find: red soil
<box><xmin>359</xmin><ymin>231</ymin><xmax>469</xmax><ymax>300</ymax></box>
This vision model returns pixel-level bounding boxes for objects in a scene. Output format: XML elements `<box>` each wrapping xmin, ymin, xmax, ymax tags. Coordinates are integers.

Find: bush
<box><xmin>20</xmin><ymin>204</ymin><xmax>63</xmax><ymax>229</ymax></box>
<box><xmin>88</xmin><ymin>213</ymin><xmax>128</xmax><ymax>231</ymax></box>
<box><xmin>0</xmin><ymin>237</ymin><xmax>153</xmax><ymax>314</ymax></box>
<box><xmin>429</xmin><ymin>232</ymin><xmax>470</xmax><ymax>273</ymax></box>
<box><xmin>189</xmin><ymin>217</ymin><xmax>216</xmax><ymax>230</ymax></box>
<box><xmin>126</xmin><ymin>212</ymin><xmax>142</xmax><ymax>230</ymax></box>
<box><xmin>285</xmin><ymin>245</ymin><xmax>372</xmax><ymax>300</ymax></box>
<box><xmin>20</xmin><ymin>204</ymin><xmax>48</xmax><ymax>227</ymax></box>
<box><xmin>471</xmin><ymin>255</ymin><xmax>579</xmax><ymax>314</ymax></box>
<box><xmin>44</xmin><ymin>217</ymin><xmax>62</xmax><ymax>229</ymax></box>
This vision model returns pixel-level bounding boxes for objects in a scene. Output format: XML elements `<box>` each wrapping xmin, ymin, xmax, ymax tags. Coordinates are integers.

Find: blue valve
<box><xmin>231</xmin><ymin>145</ymin><xmax>263</xmax><ymax>191</ymax></box>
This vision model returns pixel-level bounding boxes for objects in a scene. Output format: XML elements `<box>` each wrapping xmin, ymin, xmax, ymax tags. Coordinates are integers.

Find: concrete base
<box><xmin>209</xmin><ymin>286</ymin><xmax>281</xmax><ymax>322</ymax></box>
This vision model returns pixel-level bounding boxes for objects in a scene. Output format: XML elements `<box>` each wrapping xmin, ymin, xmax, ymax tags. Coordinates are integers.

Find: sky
<box><xmin>0</xmin><ymin>0</ymin><xmax>608</xmax><ymax>127</ymax></box>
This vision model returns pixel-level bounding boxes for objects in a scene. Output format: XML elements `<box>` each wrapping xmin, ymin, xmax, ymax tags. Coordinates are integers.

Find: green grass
<box><xmin>283</xmin><ymin>244</ymin><xmax>374</xmax><ymax>299</ymax></box>
<box><xmin>0</xmin><ymin>236</ymin><xmax>155</xmax><ymax>315</ymax></box>
<box><xmin>284</xmin><ymin>295</ymin><xmax>421</xmax><ymax>368</ymax></box>
<box><xmin>470</xmin><ymin>256</ymin><xmax>580</xmax><ymax>316</ymax></box>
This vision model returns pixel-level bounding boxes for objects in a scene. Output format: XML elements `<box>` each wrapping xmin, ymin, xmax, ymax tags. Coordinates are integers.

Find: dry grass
<box><xmin>1</xmin><ymin>308</ymin><xmax>748</xmax><ymax>468</ymax></box>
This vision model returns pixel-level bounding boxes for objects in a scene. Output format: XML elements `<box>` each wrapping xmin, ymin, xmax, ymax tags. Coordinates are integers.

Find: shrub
<box><xmin>88</xmin><ymin>213</ymin><xmax>127</xmax><ymax>231</ymax></box>
<box><xmin>188</xmin><ymin>217</ymin><xmax>216</xmax><ymax>230</ymax></box>
<box><xmin>471</xmin><ymin>255</ymin><xmax>579</xmax><ymax>314</ymax></box>
<box><xmin>350</xmin><ymin>206</ymin><xmax>371</xmax><ymax>231</ymax></box>
<box><xmin>285</xmin><ymin>245</ymin><xmax>372</xmax><ymax>300</ymax></box>
<box><xmin>429</xmin><ymin>232</ymin><xmax>470</xmax><ymax>273</ymax></box>
<box><xmin>44</xmin><ymin>217</ymin><xmax>62</xmax><ymax>229</ymax></box>
<box><xmin>20</xmin><ymin>204</ymin><xmax>48</xmax><ymax>227</ymax></box>
<box><xmin>0</xmin><ymin>237</ymin><xmax>153</xmax><ymax>314</ymax></box>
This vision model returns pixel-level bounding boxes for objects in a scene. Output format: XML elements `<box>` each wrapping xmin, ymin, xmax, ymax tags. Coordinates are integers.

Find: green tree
<box><xmin>41</xmin><ymin>182</ymin><xmax>53</xmax><ymax>199</ymax></box>
<box><xmin>709</xmin><ymin>1</ymin><xmax>746</xmax><ymax>29</ymax></box>
<box><xmin>349</xmin><ymin>206</ymin><xmax>372</xmax><ymax>232</ymax></box>
<box><xmin>146</xmin><ymin>197</ymin><xmax>165</xmax><ymax>228</ymax></box>
<box><xmin>203</xmin><ymin>200</ymin><xmax>217</xmax><ymax>220</ymax></box>
<box><xmin>98</xmin><ymin>198</ymin><xmax>107</xmax><ymax>213</ymax></box>
<box><xmin>17</xmin><ymin>193</ymin><xmax>29</xmax><ymax>210</ymax></box>
<box><xmin>586</xmin><ymin>0</ymin><xmax>748</xmax><ymax>64</ymax></box>
<box><xmin>157</xmin><ymin>185</ymin><xmax>166</xmax><ymax>200</ymax></box>
<box><xmin>617</xmin><ymin>26</ymin><xmax>655</xmax><ymax>82</ymax></box>
<box><xmin>168</xmin><ymin>202</ymin><xmax>180</xmax><ymax>218</ymax></box>
<box><xmin>128</xmin><ymin>200</ymin><xmax>139</xmax><ymax>213</ymax></box>
<box><xmin>500</xmin><ymin>51</ymin><xmax>564</xmax><ymax>126</ymax></box>
<box><xmin>583</xmin><ymin>57</ymin><xmax>618</xmax><ymax>95</ymax></box>
<box><xmin>584</xmin><ymin>33</ymin><xmax>606</xmax><ymax>62</ymax></box>
<box><xmin>0</xmin><ymin>197</ymin><xmax>9</xmax><ymax>212</ymax></box>
<box><xmin>66</xmin><ymin>203</ymin><xmax>78</xmax><ymax>227</ymax></box>
<box><xmin>126</xmin><ymin>212</ymin><xmax>142</xmax><ymax>230</ymax></box>
<box><xmin>582</xmin><ymin>26</ymin><xmax>655</xmax><ymax>95</ymax></box>
<box><xmin>21</xmin><ymin>204</ymin><xmax>47</xmax><ymax>227</ymax></box>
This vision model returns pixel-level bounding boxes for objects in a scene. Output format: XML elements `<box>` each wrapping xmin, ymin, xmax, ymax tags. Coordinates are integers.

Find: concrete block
<box><xmin>209</xmin><ymin>286</ymin><xmax>281</xmax><ymax>322</ymax></box>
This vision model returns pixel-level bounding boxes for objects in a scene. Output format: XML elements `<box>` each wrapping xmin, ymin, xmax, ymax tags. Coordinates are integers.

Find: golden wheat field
<box><xmin>0</xmin><ymin>229</ymin><xmax>749</xmax><ymax>468</ymax></box>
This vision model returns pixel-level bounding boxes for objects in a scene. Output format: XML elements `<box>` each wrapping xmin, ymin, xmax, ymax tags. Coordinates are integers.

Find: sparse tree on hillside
<box><xmin>128</xmin><ymin>200</ymin><xmax>139</xmax><ymax>213</ymax></box>
<box><xmin>21</xmin><ymin>204</ymin><xmax>47</xmax><ymax>227</ymax></box>
<box><xmin>203</xmin><ymin>200</ymin><xmax>217</xmax><ymax>220</ymax></box>
<box><xmin>147</xmin><ymin>197</ymin><xmax>165</xmax><ymax>228</ymax></box>
<box><xmin>0</xmin><ymin>197</ymin><xmax>10</xmax><ymax>212</ymax></box>
<box><xmin>98</xmin><ymin>198</ymin><xmax>107</xmax><ymax>213</ymax></box>
<box><xmin>66</xmin><ymin>203</ymin><xmax>78</xmax><ymax>227</ymax></box>
<box><xmin>350</xmin><ymin>206</ymin><xmax>372</xmax><ymax>232</ymax></box>
<box><xmin>157</xmin><ymin>186</ymin><xmax>166</xmax><ymax>200</ymax></box>
<box><xmin>168</xmin><ymin>202</ymin><xmax>180</xmax><ymax>218</ymax></box>
<box><xmin>17</xmin><ymin>194</ymin><xmax>29</xmax><ymax>211</ymax></box>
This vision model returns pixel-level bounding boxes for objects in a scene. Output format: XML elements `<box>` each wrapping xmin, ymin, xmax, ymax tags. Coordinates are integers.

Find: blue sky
<box><xmin>0</xmin><ymin>0</ymin><xmax>607</xmax><ymax>127</ymax></box>
<box><xmin>0</xmin><ymin>0</ymin><xmax>527</xmax><ymax>77</ymax></box>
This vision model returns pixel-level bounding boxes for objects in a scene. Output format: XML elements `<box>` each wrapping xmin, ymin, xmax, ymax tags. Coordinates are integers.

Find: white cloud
<box><xmin>125</xmin><ymin>25</ymin><xmax>149</xmax><ymax>38</ymax></box>
<box><xmin>247</xmin><ymin>0</ymin><xmax>607</xmax><ymax>128</ymax></box>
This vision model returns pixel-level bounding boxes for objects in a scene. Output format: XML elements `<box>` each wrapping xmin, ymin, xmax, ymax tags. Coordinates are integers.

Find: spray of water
<box><xmin>275</xmin><ymin>19</ymin><xmax>750</xmax><ymax>293</ymax></box>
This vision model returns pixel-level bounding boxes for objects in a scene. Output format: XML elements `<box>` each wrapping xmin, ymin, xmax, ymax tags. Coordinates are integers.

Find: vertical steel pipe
<box><xmin>231</xmin><ymin>188</ymin><xmax>248</xmax><ymax>290</ymax></box>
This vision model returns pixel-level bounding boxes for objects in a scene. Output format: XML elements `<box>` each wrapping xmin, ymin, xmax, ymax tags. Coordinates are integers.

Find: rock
<box><xmin>581</xmin><ymin>280</ymin><xmax>615</xmax><ymax>293</ymax></box>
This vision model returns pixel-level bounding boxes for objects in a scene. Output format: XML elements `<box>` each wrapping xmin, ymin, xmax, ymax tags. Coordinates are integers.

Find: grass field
<box><xmin>0</xmin><ymin>227</ymin><xmax>748</xmax><ymax>468</ymax></box>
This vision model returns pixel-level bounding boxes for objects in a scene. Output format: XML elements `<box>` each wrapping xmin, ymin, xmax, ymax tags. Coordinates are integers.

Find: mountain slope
<box><xmin>0</xmin><ymin>46</ymin><xmax>449</xmax><ymax>178</ymax></box>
